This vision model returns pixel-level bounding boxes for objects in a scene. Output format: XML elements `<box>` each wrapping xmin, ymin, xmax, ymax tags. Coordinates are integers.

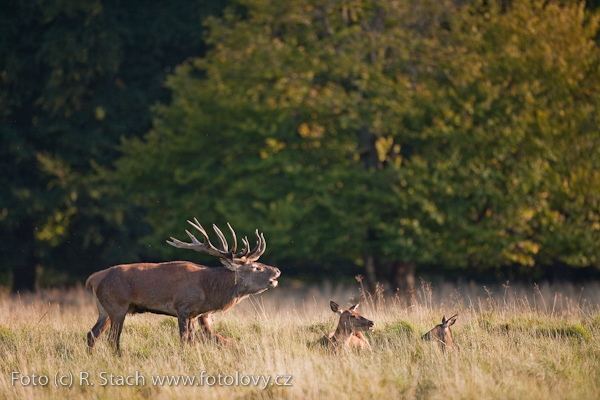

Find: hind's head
<box><xmin>330</xmin><ymin>301</ymin><xmax>375</xmax><ymax>333</ymax></box>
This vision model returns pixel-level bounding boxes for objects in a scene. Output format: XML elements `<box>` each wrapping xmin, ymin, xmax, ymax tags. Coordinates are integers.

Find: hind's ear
<box><xmin>447</xmin><ymin>314</ymin><xmax>458</xmax><ymax>326</ymax></box>
<box><xmin>330</xmin><ymin>301</ymin><xmax>342</xmax><ymax>314</ymax></box>
<box><xmin>348</xmin><ymin>303</ymin><xmax>360</xmax><ymax>311</ymax></box>
<box><xmin>441</xmin><ymin>315</ymin><xmax>447</xmax><ymax>324</ymax></box>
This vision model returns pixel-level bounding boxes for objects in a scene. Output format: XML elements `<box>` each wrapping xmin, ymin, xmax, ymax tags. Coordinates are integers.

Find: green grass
<box><xmin>0</xmin><ymin>283</ymin><xmax>599</xmax><ymax>399</ymax></box>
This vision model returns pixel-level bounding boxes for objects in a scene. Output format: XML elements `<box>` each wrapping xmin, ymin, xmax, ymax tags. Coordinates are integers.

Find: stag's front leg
<box><xmin>107</xmin><ymin>312</ymin><xmax>127</xmax><ymax>355</ymax></box>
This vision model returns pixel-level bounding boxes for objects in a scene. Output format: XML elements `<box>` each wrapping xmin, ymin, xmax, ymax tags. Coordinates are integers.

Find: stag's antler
<box><xmin>166</xmin><ymin>219</ymin><xmax>266</xmax><ymax>267</ymax></box>
<box><xmin>239</xmin><ymin>230</ymin><xmax>267</xmax><ymax>262</ymax></box>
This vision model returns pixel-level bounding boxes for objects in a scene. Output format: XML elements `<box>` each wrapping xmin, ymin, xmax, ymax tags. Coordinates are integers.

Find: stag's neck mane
<box><xmin>199</xmin><ymin>265</ymin><xmax>247</xmax><ymax>312</ymax></box>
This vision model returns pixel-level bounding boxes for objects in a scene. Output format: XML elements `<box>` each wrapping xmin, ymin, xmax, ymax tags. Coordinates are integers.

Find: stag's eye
<box><xmin>252</xmin><ymin>266</ymin><xmax>264</xmax><ymax>272</ymax></box>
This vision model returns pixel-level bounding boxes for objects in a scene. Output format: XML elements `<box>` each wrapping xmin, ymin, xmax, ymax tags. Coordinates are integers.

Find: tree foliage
<box><xmin>117</xmin><ymin>0</ymin><xmax>600</xmax><ymax>289</ymax></box>
<box><xmin>2</xmin><ymin>0</ymin><xmax>600</xmax><ymax>291</ymax></box>
<box><xmin>0</xmin><ymin>0</ymin><xmax>226</xmax><ymax>290</ymax></box>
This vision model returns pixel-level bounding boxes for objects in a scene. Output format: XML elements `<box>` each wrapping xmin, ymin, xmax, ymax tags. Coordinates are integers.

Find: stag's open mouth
<box><xmin>269</xmin><ymin>269</ymin><xmax>280</xmax><ymax>288</ymax></box>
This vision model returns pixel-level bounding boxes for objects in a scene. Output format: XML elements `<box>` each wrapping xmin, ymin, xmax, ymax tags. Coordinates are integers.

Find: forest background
<box><xmin>2</xmin><ymin>0</ymin><xmax>600</xmax><ymax>295</ymax></box>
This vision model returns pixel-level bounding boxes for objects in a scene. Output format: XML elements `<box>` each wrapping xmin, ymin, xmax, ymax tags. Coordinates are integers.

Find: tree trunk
<box><xmin>12</xmin><ymin>221</ymin><xmax>37</xmax><ymax>292</ymax></box>
<box><xmin>358</xmin><ymin>126</ymin><xmax>379</xmax><ymax>170</ymax></box>
<box><xmin>362</xmin><ymin>253</ymin><xmax>378</xmax><ymax>291</ymax></box>
<box><xmin>392</xmin><ymin>261</ymin><xmax>416</xmax><ymax>306</ymax></box>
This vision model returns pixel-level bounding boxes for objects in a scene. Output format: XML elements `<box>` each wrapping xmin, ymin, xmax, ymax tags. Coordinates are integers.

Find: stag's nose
<box><xmin>273</xmin><ymin>268</ymin><xmax>281</xmax><ymax>278</ymax></box>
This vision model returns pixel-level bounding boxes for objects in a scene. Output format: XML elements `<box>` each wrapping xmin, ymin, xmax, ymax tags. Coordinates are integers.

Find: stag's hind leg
<box><xmin>87</xmin><ymin>298</ymin><xmax>110</xmax><ymax>351</ymax></box>
<box><xmin>87</xmin><ymin>315</ymin><xmax>110</xmax><ymax>350</ymax></box>
<box><xmin>93</xmin><ymin>291</ymin><xmax>130</xmax><ymax>354</ymax></box>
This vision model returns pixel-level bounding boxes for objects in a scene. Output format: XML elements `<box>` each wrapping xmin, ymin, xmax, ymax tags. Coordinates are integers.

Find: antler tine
<box><xmin>170</xmin><ymin>220</ymin><xmax>266</xmax><ymax>264</ymax></box>
<box><xmin>212</xmin><ymin>224</ymin><xmax>229</xmax><ymax>252</ymax></box>
<box><xmin>227</xmin><ymin>223</ymin><xmax>237</xmax><ymax>253</ymax></box>
<box><xmin>246</xmin><ymin>229</ymin><xmax>265</xmax><ymax>261</ymax></box>
<box><xmin>258</xmin><ymin>233</ymin><xmax>267</xmax><ymax>258</ymax></box>
<box><xmin>167</xmin><ymin>218</ymin><xmax>233</xmax><ymax>259</ymax></box>
<box><xmin>165</xmin><ymin>228</ymin><xmax>203</xmax><ymax>249</ymax></box>
<box><xmin>252</xmin><ymin>232</ymin><xmax>267</xmax><ymax>260</ymax></box>
<box><xmin>233</xmin><ymin>236</ymin><xmax>251</xmax><ymax>259</ymax></box>
<box><xmin>188</xmin><ymin>218</ymin><xmax>209</xmax><ymax>240</ymax></box>
<box><xmin>187</xmin><ymin>219</ymin><xmax>219</xmax><ymax>250</ymax></box>
<box><xmin>185</xmin><ymin>229</ymin><xmax>201</xmax><ymax>244</ymax></box>
<box><xmin>242</xmin><ymin>237</ymin><xmax>251</xmax><ymax>257</ymax></box>
<box><xmin>166</xmin><ymin>235</ymin><xmax>189</xmax><ymax>248</ymax></box>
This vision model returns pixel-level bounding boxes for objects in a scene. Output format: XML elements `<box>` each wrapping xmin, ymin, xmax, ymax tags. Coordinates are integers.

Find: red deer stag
<box><xmin>85</xmin><ymin>219</ymin><xmax>280</xmax><ymax>353</ymax></box>
<box><xmin>421</xmin><ymin>314</ymin><xmax>458</xmax><ymax>352</ymax></box>
<box><xmin>321</xmin><ymin>301</ymin><xmax>374</xmax><ymax>350</ymax></box>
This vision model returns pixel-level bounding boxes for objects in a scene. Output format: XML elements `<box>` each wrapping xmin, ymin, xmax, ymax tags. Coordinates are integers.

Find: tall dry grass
<box><xmin>0</xmin><ymin>280</ymin><xmax>599</xmax><ymax>399</ymax></box>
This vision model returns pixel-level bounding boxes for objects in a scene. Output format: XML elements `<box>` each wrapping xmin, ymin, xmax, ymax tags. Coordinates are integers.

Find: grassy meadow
<box><xmin>0</xmin><ymin>280</ymin><xmax>599</xmax><ymax>399</ymax></box>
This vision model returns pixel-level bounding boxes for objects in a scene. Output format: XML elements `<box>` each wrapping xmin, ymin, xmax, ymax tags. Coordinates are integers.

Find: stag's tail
<box><xmin>85</xmin><ymin>269</ymin><xmax>109</xmax><ymax>291</ymax></box>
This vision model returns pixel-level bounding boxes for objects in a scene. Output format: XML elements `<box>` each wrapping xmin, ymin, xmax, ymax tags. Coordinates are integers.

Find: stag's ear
<box><xmin>330</xmin><ymin>301</ymin><xmax>342</xmax><ymax>314</ymax></box>
<box><xmin>446</xmin><ymin>314</ymin><xmax>458</xmax><ymax>326</ymax></box>
<box><xmin>219</xmin><ymin>259</ymin><xmax>241</xmax><ymax>270</ymax></box>
<box><xmin>348</xmin><ymin>303</ymin><xmax>360</xmax><ymax>311</ymax></box>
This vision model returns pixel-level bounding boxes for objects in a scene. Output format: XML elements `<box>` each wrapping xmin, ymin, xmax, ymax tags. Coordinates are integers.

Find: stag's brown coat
<box><xmin>86</xmin><ymin>221</ymin><xmax>280</xmax><ymax>353</ymax></box>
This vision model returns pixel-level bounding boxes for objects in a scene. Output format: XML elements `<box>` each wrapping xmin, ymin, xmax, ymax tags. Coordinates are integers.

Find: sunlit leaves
<box><xmin>118</xmin><ymin>0</ymin><xmax>600</xmax><ymax>275</ymax></box>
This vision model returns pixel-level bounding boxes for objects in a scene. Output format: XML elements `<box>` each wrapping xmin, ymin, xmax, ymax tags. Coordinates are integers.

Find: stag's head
<box><xmin>166</xmin><ymin>219</ymin><xmax>280</xmax><ymax>295</ymax></box>
<box><xmin>330</xmin><ymin>301</ymin><xmax>375</xmax><ymax>334</ymax></box>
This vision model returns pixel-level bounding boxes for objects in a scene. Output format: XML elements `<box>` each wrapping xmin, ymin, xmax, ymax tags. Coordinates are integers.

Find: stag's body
<box><xmin>86</xmin><ymin>221</ymin><xmax>279</xmax><ymax>353</ymax></box>
<box><xmin>421</xmin><ymin>314</ymin><xmax>458</xmax><ymax>353</ymax></box>
<box><xmin>87</xmin><ymin>262</ymin><xmax>243</xmax><ymax>316</ymax></box>
<box><xmin>321</xmin><ymin>302</ymin><xmax>374</xmax><ymax>351</ymax></box>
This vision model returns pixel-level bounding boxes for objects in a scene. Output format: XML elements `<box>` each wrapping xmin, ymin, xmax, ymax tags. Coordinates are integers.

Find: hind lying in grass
<box><xmin>320</xmin><ymin>301</ymin><xmax>375</xmax><ymax>351</ymax></box>
<box><xmin>421</xmin><ymin>314</ymin><xmax>458</xmax><ymax>352</ymax></box>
